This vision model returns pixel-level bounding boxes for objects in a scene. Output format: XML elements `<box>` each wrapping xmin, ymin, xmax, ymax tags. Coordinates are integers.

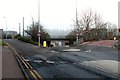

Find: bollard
<box><xmin>43</xmin><ymin>41</ymin><xmax>47</xmax><ymax>47</ymax></box>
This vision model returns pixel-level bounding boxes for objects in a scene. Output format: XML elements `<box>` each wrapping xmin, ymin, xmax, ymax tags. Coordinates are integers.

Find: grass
<box><xmin>0</xmin><ymin>40</ymin><xmax>7</xmax><ymax>46</ymax></box>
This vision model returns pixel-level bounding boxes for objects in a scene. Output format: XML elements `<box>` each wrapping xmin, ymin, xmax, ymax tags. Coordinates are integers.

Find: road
<box><xmin>5</xmin><ymin>39</ymin><xmax>118</xmax><ymax>80</ymax></box>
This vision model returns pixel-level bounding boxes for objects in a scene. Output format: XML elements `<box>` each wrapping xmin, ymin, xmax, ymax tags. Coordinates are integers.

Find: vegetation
<box><xmin>67</xmin><ymin>9</ymin><xmax>117</xmax><ymax>43</ymax></box>
<box><xmin>14</xmin><ymin>34</ymin><xmax>21</xmax><ymax>39</ymax></box>
<box><xmin>0</xmin><ymin>40</ymin><xmax>7</xmax><ymax>46</ymax></box>
<box><xmin>15</xmin><ymin>20</ymin><xmax>51</xmax><ymax>46</ymax></box>
<box><xmin>18</xmin><ymin>36</ymin><xmax>38</xmax><ymax>45</ymax></box>
<box><xmin>25</xmin><ymin>21</ymin><xmax>50</xmax><ymax>45</ymax></box>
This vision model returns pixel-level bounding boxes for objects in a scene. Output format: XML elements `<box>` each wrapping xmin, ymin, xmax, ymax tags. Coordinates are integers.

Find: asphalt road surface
<box><xmin>5</xmin><ymin>39</ymin><xmax>119</xmax><ymax>80</ymax></box>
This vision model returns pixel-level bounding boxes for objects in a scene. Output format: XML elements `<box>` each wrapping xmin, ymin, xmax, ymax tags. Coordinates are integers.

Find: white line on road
<box><xmin>85</xmin><ymin>50</ymin><xmax>91</xmax><ymax>53</ymax></box>
<box><xmin>51</xmin><ymin>50</ymin><xmax>59</xmax><ymax>53</ymax></box>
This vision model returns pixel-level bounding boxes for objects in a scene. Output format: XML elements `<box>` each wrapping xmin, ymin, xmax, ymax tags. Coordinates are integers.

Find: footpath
<box><xmin>81</xmin><ymin>40</ymin><xmax>118</xmax><ymax>47</ymax></box>
<box><xmin>2</xmin><ymin>46</ymin><xmax>24</xmax><ymax>79</ymax></box>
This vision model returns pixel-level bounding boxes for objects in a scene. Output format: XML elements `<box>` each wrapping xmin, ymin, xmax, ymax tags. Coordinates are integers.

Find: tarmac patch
<box><xmin>81</xmin><ymin>60</ymin><xmax>119</xmax><ymax>78</ymax></box>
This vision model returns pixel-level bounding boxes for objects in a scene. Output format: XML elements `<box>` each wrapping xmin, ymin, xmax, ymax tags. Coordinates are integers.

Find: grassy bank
<box><xmin>0</xmin><ymin>40</ymin><xmax>7</xmax><ymax>46</ymax></box>
<box><xmin>18</xmin><ymin>36</ymin><xmax>38</xmax><ymax>45</ymax></box>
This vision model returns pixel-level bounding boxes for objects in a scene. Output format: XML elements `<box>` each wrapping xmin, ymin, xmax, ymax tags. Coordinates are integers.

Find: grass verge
<box><xmin>18</xmin><ymin>36</ymin><xmax>38</xmax><ymax>45</ymax></box>
<box><xmin>0</xmin><ymin>40</ymin><xmax>7</xmax><ymax>46</ymax></box>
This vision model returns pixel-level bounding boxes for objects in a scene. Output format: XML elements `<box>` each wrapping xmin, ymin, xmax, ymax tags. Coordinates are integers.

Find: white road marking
<box><xmin>85</xmin><ymin>50</ymin><xmax>91</xmax><ymax>53</ymax></box>
<box><xmin>24</xmin><ymin>59</ymin><xmax>30</xmax><ymax>62</ymax></box>
<box><xmin>62</xmin><ymin>49</ymin><xmax>80</xmax><ymax>52</ymax></box>
<box><xmin>46</xmin><ymin>61</ymin><xmax>55</xmax><ymax>64</ymax></box>
<box><xmin>34</xmin><ymin>60</ymin><xmax>42</xmax><ymax>63</ymax></box>
<box><xmin>51</xmin><ymin>50</ymin><xmax>59</xmax><ymax>53</ymax></box>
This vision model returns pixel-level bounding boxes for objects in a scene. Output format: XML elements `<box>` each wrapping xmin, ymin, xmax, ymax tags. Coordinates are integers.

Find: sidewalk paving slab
<box><xmin>2</xmin><ymin>46</ymin><xmax>25</xmax><ymax>79</ymax></box>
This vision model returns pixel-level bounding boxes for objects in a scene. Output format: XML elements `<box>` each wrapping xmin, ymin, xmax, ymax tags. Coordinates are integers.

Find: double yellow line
<box><xmin>6</xmin><ymin>42</ymin><xmax>43</xmax><ymax>80</ymax></box>
<box><xmin>21</xmin><ymin>56</ymin><xmax>43</xmax><ymax>80</ymax></box>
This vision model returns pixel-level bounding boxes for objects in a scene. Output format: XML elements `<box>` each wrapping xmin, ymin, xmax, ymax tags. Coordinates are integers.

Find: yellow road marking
<box><xmin>22</xmin><ymin>57</ymin><xmax>33</xmax><ymax>69</ymax></box>
<box><xmin>6</xmin><ymin>42</ymin><xmax>20</xmax><ymax>58</ymax></box>
<box><xmin>29</xmin><ymin>71</ymin><xmax>38</xmax><ymax>80</ymax></box>
<box><xmin>33</xmin><ymin>70</ymin><xmax>43</xmax><ymax>80</ymax></box>
<box><xmin>21</xmin><ymin>60</ymin><xmax>29</xmax><ymax>69</ymax></box>
<box><xmin>5</xmin><ymin>42</ymin><xmax>43</xmax><ymax>80</ymax></box>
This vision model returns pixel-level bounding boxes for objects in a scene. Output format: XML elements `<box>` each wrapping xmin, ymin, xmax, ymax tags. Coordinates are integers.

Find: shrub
<box><xmin>0</xmin><ymin>40</ymin><xmax>7</xmax><ymax>46</ymax></box>
<box><xmin>18</xmin><ymin>36</ymin><xmax>38</xmax><ymax>45</ymax></box>
<box><xmin>14</xmin><ymin>34</ymin><xmax>21</xmax><ymax>39</ymax></box>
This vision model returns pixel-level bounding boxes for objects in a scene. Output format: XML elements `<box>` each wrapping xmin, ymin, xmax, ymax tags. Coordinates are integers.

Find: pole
<box><xmin>19</xmin><ymin>23</ymin><xmax>21</xmax><ymax>35</ymax></box>
<box><xmin>27</xmin><ymin>26</ymin><xmax>28</xmax><ymax>36</ymax></box>
<box><xmin>76</xmin><ymin>0</ymin><xmax>79</xmax><ymax>45</ymax></box>
<box><xmin>6</xmin><ymin>18</ymin><xmax>7</xmax><ymax>39</ymax></box>
<box><xmin>4</xmin><ymin>17</ymin><xmax>7</xmax><ymax>39</ymax></box>
<box><xmin>38</xmin><ymin>0</ymin><xmax>40</xmax><ymax>47</ymax></box>
<box><xmin>76</xmin><ymin>34</ymin><xmax>78</xmax><ymax>44</ymax></box>
<box><xmin>23</xmin><ymin>17</ymin><xmax>24</xmax><ymax>36</ymax></box>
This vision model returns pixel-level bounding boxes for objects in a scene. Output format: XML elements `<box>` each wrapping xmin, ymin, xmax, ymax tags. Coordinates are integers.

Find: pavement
<box><xmin>2</xmin><ymin>46</ymin><xmax>24</xmax><ymax>79</ymax></box>
<box><xmin>81</xmin><ymin>40</ymin><xmax>118</xmax><ymax>47</ymax></box>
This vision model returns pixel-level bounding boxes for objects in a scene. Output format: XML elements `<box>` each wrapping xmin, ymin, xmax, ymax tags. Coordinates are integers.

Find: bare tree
<box><xmin>68</xmin><ymin>9</ymin><xmax>109</xmax><ymax>42</ymax></box>
<box><xmin>81</xmin><ymin>10</ymin><xmax>94</xmax><ymax>31</ymax></box>
<box><xmin>94</xmin><ymin>13</ymin><xmax>107</xmax><ymax>29</ymax></box>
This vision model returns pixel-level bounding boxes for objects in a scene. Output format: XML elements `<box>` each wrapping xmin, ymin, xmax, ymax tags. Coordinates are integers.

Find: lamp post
<box><xmin>23</xmin><ymin>17</ymin><xmax>24</xmax><ymax>36</ymax></box>
<box><xmin>38</xmin><ymin>0</ymin><xmax>41</xmax><ymax>47</ymax></box>
<box><xmin>4</xmin><ymin>17</ymin><xmax>7</xmax><ymax>39</ymax></box>
<box><xmin>19</xmin><ymin>23</ymin><xmax>21</xmax><ymax>35</ymax></box>
<box><xmin>75</xmin><ymin>0</ymin><xmax>79</xmax><ymax>45</ymax></box>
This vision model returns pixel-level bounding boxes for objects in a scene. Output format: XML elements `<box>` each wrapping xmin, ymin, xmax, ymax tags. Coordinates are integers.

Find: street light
<box><xmin>38</xmin><ymin>0</ymin><xmax>40</xmax><ymax>47</ymax></box>
<box><xmin>3</xmin><ymin>17</ymin><xmax>7</xmax><ymax>39</ymax></box>
<box><xmin>75</xmin><ymin>0</ymin><xmax>79</xmax><ymax>45</ymax></box>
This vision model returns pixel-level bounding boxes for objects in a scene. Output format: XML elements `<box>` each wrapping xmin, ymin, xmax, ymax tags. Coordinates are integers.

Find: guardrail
<box><xmin>5</xmin><ymin>42</ymin><xmax>43</xmax><ymax>80</ymax></box>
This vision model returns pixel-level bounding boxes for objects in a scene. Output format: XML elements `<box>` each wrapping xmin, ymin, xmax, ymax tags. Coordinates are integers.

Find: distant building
<box><xmin>4</xmin><ymin>31</ymin><xmax>17</xmax><ymax>39</ymax></box>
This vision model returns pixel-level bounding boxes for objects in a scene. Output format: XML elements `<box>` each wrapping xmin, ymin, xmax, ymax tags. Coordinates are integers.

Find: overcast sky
<box><xmin>0</xmin><ymin>0</ymin><xmax>119</xmax><ymax>33</ymax></box>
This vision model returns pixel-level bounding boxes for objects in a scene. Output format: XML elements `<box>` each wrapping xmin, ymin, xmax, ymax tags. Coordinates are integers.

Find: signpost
<box><xmin>76</xmin><ymin>33</ymin><xmax>79</xmax><ymax>44</ymax></box>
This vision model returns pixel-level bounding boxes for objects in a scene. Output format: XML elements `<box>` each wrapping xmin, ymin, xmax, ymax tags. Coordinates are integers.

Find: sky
<box><xmin>0</xmin><ymin>0</ymin><xmax>119</xmax><ymax>33</ymax></box>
